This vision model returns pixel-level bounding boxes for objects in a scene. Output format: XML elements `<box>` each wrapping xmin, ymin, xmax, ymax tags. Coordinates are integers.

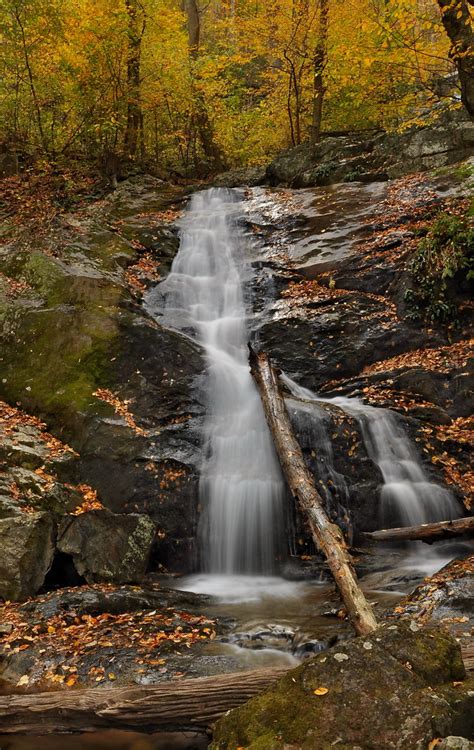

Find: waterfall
<box><xmin>282</xmin><ymin>375</ymin><xmax>458</xmax><ymax>529</ymax></box>
<box><xmin>158</xmin><ymin>189</ymin><xmax>285</xmax><ymax>574</ymax></box>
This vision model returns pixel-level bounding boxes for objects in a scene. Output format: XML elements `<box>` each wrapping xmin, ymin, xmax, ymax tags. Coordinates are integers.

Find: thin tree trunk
<box><xmin>311</xmin><ymin>0</ymin><xmax>329</xmax><ymax>148</ymax></box>
<box><xmin>0</xmin><ymin>668</ymin><xmax>287</xmax><ymax>734</ymax></box>
<box><xmin>13</xmin><ymin>6</ymin><xmax>48</xmax><ymax>153</ymax></box>
<box><xmin>184</xmin><ymin>0</ymin><xmax>227</xmax><ymax>172</ymax></box>
<box><xmin>249</xmin><ymin>347</ymin><xmax>377</xmax><ymax>637</ymax></box>
<box><xmin>364</xmin><ymin>516</ymin><xmax>474</xmax><ymax>543</ymax></box>
<box><xmin>124</xmin><ymin>0</ymin><xmax>145</xmax><ymax>158</ymax></box>
<box><xmin>437</xmin><ymin>0</ymin><xmax>474</xmax><ymax>116</ymax></box>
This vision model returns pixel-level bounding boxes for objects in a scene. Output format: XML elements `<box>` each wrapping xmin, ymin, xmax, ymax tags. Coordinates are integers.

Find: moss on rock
<box><xmin>211</xmin><ymin>622</ymin><xmax>469</xmax><ymax>750</ymax></box>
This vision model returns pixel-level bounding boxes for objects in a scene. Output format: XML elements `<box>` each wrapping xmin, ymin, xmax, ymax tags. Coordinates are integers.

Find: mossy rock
<box><xmin>211</xmin><ymin>622</ymin><xmax>467</xmax><ymax>750</ymax></box>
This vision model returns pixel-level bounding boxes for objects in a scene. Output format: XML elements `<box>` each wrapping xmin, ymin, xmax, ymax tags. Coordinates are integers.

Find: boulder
<box><xmin>265</xmin><ymin>111</ymin><xmax>474</xmax><ymax>187</ymax></box>
<box><xmin>0</xmin><ymin>512</ymin><xmax>55</xmax><ymax>600</ymax></box>
<box><xmin>57</xmin><ymin>509</ymin><xmax>156</xmax><ymax>583</ymax></box>
<box><xmin>211</xmin><ymin>621</ymin><xmax>469</xmax><ymax>750</ymax></box>
<box><xmin>438</xmin><ymin>739</ymin><xmax>474</xmax><ymax>750</ymax></box>
<box><xmin>211</xmin><ymin>165</ymin><xmax>267</xmax><ymax>187</ymax></box>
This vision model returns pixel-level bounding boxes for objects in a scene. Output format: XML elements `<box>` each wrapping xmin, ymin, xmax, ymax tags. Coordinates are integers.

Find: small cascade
<box><xmin>282</xmin><ymin>375</ymin><xmax>459</xmax><ymax>529</ymax></box>
<box><xmin>157</xmin><ymin>188</ymin><xmax>285</xmax><ymax>574</ymax></box>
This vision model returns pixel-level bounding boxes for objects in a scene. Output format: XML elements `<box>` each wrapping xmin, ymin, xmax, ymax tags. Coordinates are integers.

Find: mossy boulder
<box><xmin>211</xmin><ymin>621</ymin><xmax>468</xmax><ymax>750</ymax></box>
<box><xmin>57</xmin><ymin>509</ymin><xmax>156</xmax><ymax>583</ymax></box>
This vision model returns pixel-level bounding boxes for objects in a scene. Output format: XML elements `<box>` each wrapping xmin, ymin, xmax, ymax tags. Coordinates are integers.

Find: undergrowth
<box><xmin>404</xmin><ymin>207</ymin><xmax>474</xmax><ymax>324</ymax></box>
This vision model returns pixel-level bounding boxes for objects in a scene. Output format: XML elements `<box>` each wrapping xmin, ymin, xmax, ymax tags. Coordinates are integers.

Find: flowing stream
<box><xmin>158</xmin><ymin>188</ymin><xmax>285</xmax><ymax>575</ymax></box>
<box><xmin>152</xmin><ymin>185</ymin><xmax>461</xmax><ymax>668</ymax></box>
<box><xmin>282</xmin><ymin>375</ymin><xmax>459</xmax><ymax>531</ymax></box>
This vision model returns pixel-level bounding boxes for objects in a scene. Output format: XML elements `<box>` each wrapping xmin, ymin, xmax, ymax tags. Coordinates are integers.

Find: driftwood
<box><xmin>0</xmin><ymin>667</ymin><xmax>287</xmax><ymax>734</ymax></box>
<box><xmin>249</xmin><ymin>346</ymin><xmax>377</xmax><ymax>637</ymax></box>
<box><xmin>363</xmin><ymin>516</ymin><xmax>474</xmax><ymax>544</ymax></box>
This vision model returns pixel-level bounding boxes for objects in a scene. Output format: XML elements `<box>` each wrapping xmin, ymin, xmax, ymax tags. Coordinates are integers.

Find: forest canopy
<box><xmin>0</xmin><ymin>0</ymin><xmax>469</xmax><ymax>175</ymax></box>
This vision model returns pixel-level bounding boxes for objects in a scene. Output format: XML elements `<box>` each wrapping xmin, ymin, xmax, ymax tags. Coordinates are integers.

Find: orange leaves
<box><xmin>159</xmin><ymin>464</ymin><xmax>187</xmax><ymax>490</ymax></box>
<box><xmin>282</xmin><ymin>279</ymin><xmax>348</xmax><ymax>305</ymax></box>
<box><xmin>0</xmin><ymin>585</ymin><xmax>217</xmax><ymax>687</ymax></box>
<box><xmin>0</xmin><ymin>400</ymin><xmax>76</xmax><ymax>459</ymax></box>
<box><xmin>362</xmin><ymin>340</ymin><xmax>473</xmax><ymax>377</ymax></box>
<box><xmin>71</xmin><ymin>484</ymin><xmax>104</xmax><ymax>515</ymax></box>
<box><xmin>93</xmin><ymin>388</ymin><xmax>144</xmax><ymax>436</ymax></box>
<box><xmin>125</xmin><ymin>253</ymin><xmax>161</xmax><ymax>298</ymax></box>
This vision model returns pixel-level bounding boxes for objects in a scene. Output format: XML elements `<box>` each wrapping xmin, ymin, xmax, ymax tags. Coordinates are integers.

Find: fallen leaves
<box><xmin>93</xmin><ymin>388</ymin><xmax>145</xmax><ymax>436</ymax></box>
<box><xmin>71</xmin><ymin>484</ymin><xmax>104</xmax><ymax>515</ymax></box>
<box><xmin>361</xmin><ymin>340</ymin><xmax>473</xmax><ymax>377</ymax></box>
<box><xmin>313</xmin><ymin>687</ymin><xmax>329</xmax><ymax>695</ymax></box>
<box><xmin>0</xmin><ymin>400</ymin><xmax>76</xmax><ymax>459</ymax></box>
<box><xmin>0</xmin><ymin>584</ymin><xmax>217</xmax><ymax>688</ymax></box>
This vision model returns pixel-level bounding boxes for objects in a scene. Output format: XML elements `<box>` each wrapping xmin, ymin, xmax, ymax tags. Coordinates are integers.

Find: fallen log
<box><xmin>249</xmin><ymin>346</ymin><xmax>377</xmax><ymax>637</ymax></box>
<box><xmin>0</xmin><ymin>667</ymin><xmax>287</xmax><ymax>734</ymax></box>
<box><xmin>363</xmin><ymin>516</ymin><xmax>474</xmax><ymax>544</ymax></box>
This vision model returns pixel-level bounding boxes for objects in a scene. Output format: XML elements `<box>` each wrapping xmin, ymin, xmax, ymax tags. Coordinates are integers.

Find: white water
<box><xmin>159</xmin><ymin>188</ymin><xmax>285</xmax><ymax>574</ymax></box>
<box><xmin>282</xmin><ymin>375</ymin><xmax>458</xmax><ymax>529</ymax></box>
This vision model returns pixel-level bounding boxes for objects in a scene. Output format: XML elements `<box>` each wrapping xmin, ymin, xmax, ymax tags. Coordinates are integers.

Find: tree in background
<box><xmin>0</xmin><ymin>0</ymin><xmax>464</xmax><ymax>174</ymax></box>
<box><xmin>436</xmin><ymin>0</ymin><xmax>474</xmax><ymax>115</ymax></box>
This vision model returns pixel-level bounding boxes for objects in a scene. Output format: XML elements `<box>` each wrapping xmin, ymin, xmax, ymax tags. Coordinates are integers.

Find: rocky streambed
<box><xmin>0</xmin><ymin>153</ymin><xmax>473</xmax><ymax>747</ymax></box>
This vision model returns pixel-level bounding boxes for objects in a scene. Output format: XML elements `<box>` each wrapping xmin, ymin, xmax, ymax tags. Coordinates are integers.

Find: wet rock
<box><xmin>17</xmin><ymin>582</ymin><xmax>213</xmax><ymax>621</ymax></box>
<box><xmin>211</xmin><ymin>622</ymin><xmax>468</xmax><ymax>750</ymax></box>
<box><xmin>0</xmin><ymin>512</ymin><xmax>55</xmax><ymax>600</ymax></box>
<box><xmin>1</xmin><ymin>177</ymin><xmax>204</xmax><ymax>575</ymax></box>
<box><xmin>0</xmin><ymin>582</ymin><xmax>219</xmax><ymax>690</ymax></box>
<box><xmin>57</xmin><ymin>509</ymin><xmax>156</xmax><ymax>584</ymax></box>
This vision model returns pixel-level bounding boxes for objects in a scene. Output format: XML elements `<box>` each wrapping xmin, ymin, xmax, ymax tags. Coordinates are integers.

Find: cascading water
<box><xmin>282</xmin><ymin>375</ymin><xmax>459</xmax><ymax>530</ymax></box>
<box><xmin>158</xmin><ymin>188</ymin><xmax>285</xmax><ymax>575</ymax></box>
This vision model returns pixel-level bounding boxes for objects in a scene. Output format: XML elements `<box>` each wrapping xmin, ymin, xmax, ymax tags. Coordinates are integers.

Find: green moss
<box><xmin>0</xmin><ymin>251</ymin><xmax>122</xmax><ymax>421</ymax></box>
<box><xmin>404</xmin><ymin>208</ymin><xmax>474</xmax><ymax>323</ymax></box>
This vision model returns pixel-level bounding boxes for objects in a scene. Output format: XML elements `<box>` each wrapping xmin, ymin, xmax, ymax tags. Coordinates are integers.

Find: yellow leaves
<box><xmin>313</xmin><ymin>686</ymin><xmax>329</xmax><ymax>696</ymax></box>
<box><xmin>16</xmin><ymin>675</ymin><xmax>29</xmax><ymax>687</ymax></box>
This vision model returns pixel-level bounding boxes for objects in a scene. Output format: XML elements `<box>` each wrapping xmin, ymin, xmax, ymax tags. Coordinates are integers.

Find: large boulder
<box><xmin>211</xmin><ymin>621</ymin><xmax>469</xmax><ymax>750</ymax></box>
<box><xmin>266</xmin><ymin>110</ymin><xmax>474</xmax><ymax>187</ymax></box>
<box><xmin>0</xmin><ymin>512</ymin><xmax>55</xmax><ymax>600</ymax></box>
<box><xmin>57</xmin><ymin>509</ymin><xmax>156</xmax><ymax>583</ymax></box>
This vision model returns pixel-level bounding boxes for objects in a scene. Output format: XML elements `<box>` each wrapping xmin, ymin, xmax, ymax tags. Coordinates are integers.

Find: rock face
<box><xmin>0</xmin><ymin>176</ymin><xmax>204</xmax><ymax>576</ymax></box>
<box><xmin>58</xmin><ymin>510</ymin><xmax>156</xmax><ymax>584</ymax></box>
<box><xmin>0</xmin><ymin>512</ymin><xmax>55</xmax><ymax>600</ymax></box>
<box><xmin>266</xmin><ymin>110</ymin><xmax>474</xmax><ymax>187</ymax></box>
<box><xmin>211</xmin><ymin>621</ymin><xmax>470</xmax><ymax>750</ymax></box>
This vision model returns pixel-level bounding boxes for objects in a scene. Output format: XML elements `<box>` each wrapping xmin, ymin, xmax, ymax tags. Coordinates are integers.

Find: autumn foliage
<box><xmin>0</xmin><ymin>0</ymin><xmax>460</xmax><ymax>174</ymax></box>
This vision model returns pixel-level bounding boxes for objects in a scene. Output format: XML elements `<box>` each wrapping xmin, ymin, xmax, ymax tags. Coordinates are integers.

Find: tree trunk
<box><xmin>363</xmin><ymin>516</ymin><xmax>474</xmax><ymax>544</ymax></box>
<box><xmin>124</xmin><ymin>0</ymin><xmax>144</xmax><ymax>158</ymax></box>
<box><xmin>249</xmin><ymin>347</ymin><xmax>377</xmax><ymax>637</ymax></box>
<box><xmin>311</xmin><ymin>0</ymin><xmax>329</xmax><ymax>148</ymax></box>
<box><xmin>184</xmin><ymin>0</ymin><xmax>227</xmax><ymax>172</ymax></box>
<box><xmin>0</xmin><ymin>668</ymin><xmax>286</xmax><ymax>734</ymax></box>
<box><xmin>437</xmin><ymin>0</ymin><xmax>474</xmax><ymax>116</ymax></box>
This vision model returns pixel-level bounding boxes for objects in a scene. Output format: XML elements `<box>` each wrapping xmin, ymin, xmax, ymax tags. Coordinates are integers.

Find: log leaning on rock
<box><xmin>249</xmin><ymin>346</ymin><xmax>377</xmax><ymax>637</ymax></box>
<box><xmin>0</xmin><ymin>668</ymin><xmax>288</xmax><ymax>734</ymax></box>
<box><xmin>363</xmin><ymin>516</ymin><xmax>474</xmax><ymax>544</ymax></box>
